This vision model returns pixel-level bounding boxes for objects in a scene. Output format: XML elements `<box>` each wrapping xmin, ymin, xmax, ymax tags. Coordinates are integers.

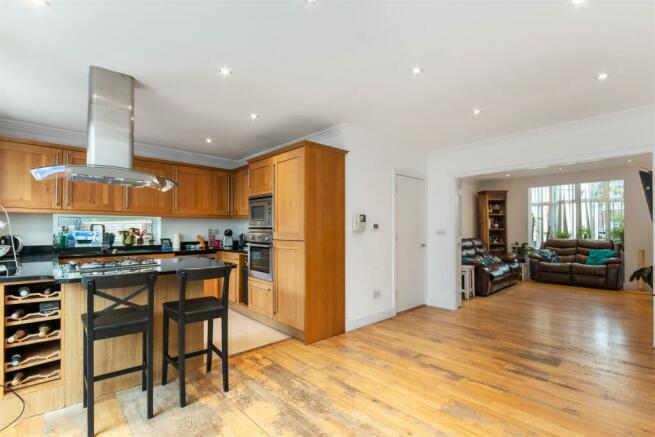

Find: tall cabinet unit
<box><xmin>478</xmin><ymin>190</ymin><xmax>508</xmax><ymax>254</ymax></box>
<box><xmin>250</xmin><ymin>141</ymin><xmax>345</xmax><ymax>344</ymax></box>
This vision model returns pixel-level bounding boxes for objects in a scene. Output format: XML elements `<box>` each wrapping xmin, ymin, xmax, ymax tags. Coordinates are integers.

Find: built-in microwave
<box><xmin>249</xmin><ymin>196</ymin><xmax>273</xmax><ymax>229</ymax></box>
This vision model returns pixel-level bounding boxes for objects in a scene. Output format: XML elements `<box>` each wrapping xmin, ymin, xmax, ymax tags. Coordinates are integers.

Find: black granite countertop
<box><xmin>0</xmin><ymin>256</ymin><xmax>232</xmax><ymax>284</ymax></box>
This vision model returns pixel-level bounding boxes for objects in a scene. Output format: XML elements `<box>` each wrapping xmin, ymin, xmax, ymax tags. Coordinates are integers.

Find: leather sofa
<box><xmin>461</xmin><ymin>238</ymin><xmax>520</xmax><ymax>296</ymax></box>
<box><xmin>529</xmin><ymin>239</ymin><xmax>623</xmax><ymax>290</ymax></box>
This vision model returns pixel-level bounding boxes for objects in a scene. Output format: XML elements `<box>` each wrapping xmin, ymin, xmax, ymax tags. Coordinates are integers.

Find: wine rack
<box><xmin>2</xmin><ymin>281</ymin><xmax>62</xmax><ymax>394</ymax></box>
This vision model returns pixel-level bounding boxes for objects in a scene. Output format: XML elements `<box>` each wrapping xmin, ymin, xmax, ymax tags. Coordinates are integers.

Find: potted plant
<box><xmin>556</xmin><ymin>230</ymin><xmax>570</xmax><ymax>239</ymax></box>
<box><xmin>576</xmin><ymin>226</ymin><xmax>592</xmax><ymax>240</ymax></box>
<box><xmin>511</xmin><ymin>241</ymin><xmax>535</xmax><ymax>263</ymax></box>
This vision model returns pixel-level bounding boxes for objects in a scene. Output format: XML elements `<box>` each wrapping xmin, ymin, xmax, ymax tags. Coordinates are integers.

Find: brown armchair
<box><xmin>461</xmin><ymin>238</ymin><xmax>520</xmax><ymax>296</ymax></box>
<box><xmin>529</xmin><ymin>239</ymin><xmax>623</xmax><ymax>290</ymax></box>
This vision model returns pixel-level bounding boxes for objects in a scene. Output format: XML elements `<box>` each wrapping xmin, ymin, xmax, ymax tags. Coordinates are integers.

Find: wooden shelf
<box><xmin>4</xmin><ymin>344</ymin><xmax>60</xmax><ymax>372</ymax></box>
<box><xmin>5</xmin><ymin>310</ymin><xmax>61</xmax><ymax>327</ymax></box>
<box><xmin>5</xmin><ymin>330</ymin><xmax>61</xmax><ymax>349</ymax></box>
<box><xmin>5</xmin><ymin>363</ymin><xmax>60</xmax><ymax>392</ymax></box>
<box><xmin>5</xmin><ymin>291</ymin><xmax>60</xmax><ymax>305</ymax></box>
<box><xmin>489</xmin><ymin>228</ymin><xmax>505</xmax><ymax>231</ymax></box>
<box><xmin>488</xmin><ymin>213</ymin><xmax>505</xmax><ymax>216</ymax></box>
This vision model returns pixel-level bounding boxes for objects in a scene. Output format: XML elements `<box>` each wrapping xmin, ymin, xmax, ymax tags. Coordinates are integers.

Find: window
<box><xmin>528</xmin><ymin>180</ymin><xmax>624</xmax><ymax>247</ymax></box>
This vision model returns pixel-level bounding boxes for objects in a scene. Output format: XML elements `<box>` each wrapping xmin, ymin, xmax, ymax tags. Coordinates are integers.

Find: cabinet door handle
<box><xmin>53</xmin><ymin>151</ymin><xmax>61</xmax><ymax>207</ymax></box>
<box><xmin>63</xmin><ymin>152</ymin><xmax>71</xmax><ymax>207</ymax></box>
<box><xmin>123</xmin><ymin>188</ymin><xmax>129</xmax><ymax>210</ymax></box>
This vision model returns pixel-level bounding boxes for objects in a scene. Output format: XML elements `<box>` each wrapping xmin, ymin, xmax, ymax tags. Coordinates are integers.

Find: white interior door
<box><xmin>395</xmin><ymin>174</ymin><xmax>427</xmax><ymax>312</ymax></box>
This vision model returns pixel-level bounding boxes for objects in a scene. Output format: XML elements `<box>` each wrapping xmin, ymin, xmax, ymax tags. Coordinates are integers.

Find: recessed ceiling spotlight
<box><xmin>558</xmin><ymin>167</ymin><xmax>563</xmax><ymax>171</ymax></box>
<box><xmin>570</xmin><ymin>0</ymin><xmax>585</xmax><ymax>5</ymax></box>
<box><xmin>31</xmin><ymin>0</ymin><xmax>49</xmax><ymax>7</ymax></box>
<box><xmin>411</xmin><ymin>66</ymin><xmax>422</xmax><ymax>75</ymax></box>
<box><xmin>219</xmin><ymin>67</ymin><xmax>232</xmax><ymax>77</ymax></box>
<box><xmin>627</xmin><ymin>159</ymin><xmax>633</xmax><ymax>163</ymax></box>
<box><xmin>473</xmin><ymin>108</ymin><xmax>482</xmax><ymax>115</ymax></box>
<box><xmin>505</xmin><ymin>173</ymin><xmax>510</xmax><ymax>177</ymax></box>
<box><xmin>597</xmin><ymin>72</ymin><xmax>609</xmax><ymax>81</ymax></box>
<box><xmin>205</xmin><ymin>138</ymin><xmax>212</xmax><ymax>144</ymax></box>
<box><xmin>250</xmin><ymin>113</ymin><xmax>259</xmax><ymax>120</ymax></box>
<box><xmin>306</xmin><ymin>0</ymin><xmax>318</xmax><ymax>3</ymax></box>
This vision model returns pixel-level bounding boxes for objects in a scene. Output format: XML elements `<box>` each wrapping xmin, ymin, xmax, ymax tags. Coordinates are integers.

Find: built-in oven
<box><xmin>247</xmin><ymin>230</ymin><xmax>273</xmax><ymax>282</ymax></box>
<box><xmin>249</xmin><ymin>195</ymin><xmax>273</xmax><ymax>229</ymax></box>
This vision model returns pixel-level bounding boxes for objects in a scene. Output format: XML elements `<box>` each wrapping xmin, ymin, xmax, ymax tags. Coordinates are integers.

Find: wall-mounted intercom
<box><xmin>352</xmin><ymin>214</ymin><xmax>366</xmax><ymax>233</ymax></box>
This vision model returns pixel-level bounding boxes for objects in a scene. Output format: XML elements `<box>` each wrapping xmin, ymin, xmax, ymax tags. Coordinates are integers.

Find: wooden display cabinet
<box><xmin>478</xmin><ymin>190</ymin><xmax>509</xmax><ymax>254</ymax></box>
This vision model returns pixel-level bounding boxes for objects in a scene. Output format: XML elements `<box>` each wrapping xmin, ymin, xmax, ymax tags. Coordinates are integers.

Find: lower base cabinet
<box><xmin>273</xmin><ymin>240</ymin><xmax>305</xmax><ymax>331</ymax></box>
<box><xmin>204</xmin><ymin>252</ymin><xmax>245</xmax><ymax>303</ymax></box>
<box><xmin>248</xmin><ymin>277</ymin><xmax>273</xmax><ymax>318</ymax></box>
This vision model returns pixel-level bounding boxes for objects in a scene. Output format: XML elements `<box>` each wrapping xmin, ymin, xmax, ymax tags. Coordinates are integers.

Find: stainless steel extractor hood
<box><xmin>31</xmin><ymin>66</ymin><xmax>176</xmax><ymax>192</ymax></box>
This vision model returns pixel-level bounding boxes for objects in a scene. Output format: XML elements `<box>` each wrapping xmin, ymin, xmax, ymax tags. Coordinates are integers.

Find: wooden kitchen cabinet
<box><xmin>273</xmin><ymin>240</ymin><xmax>305</xmax><ymax>330</ymax></box>
<box><xmin>248</xmin><ymin>157</ymin><xmax>273</xmax><ymax>197</ymax></box>
<box><xmin>231</xmin><ymin>166</ymin><xmax>249</xmax><ymax>217</ymax></box>
<box><xmin>248</xmin><ymin>277</ymin><xmax>273</xmax><ymax>318</ymax></box>
<box><xmin>63</xmin><ymin>150</ymin><xmax>122</xmax><ymax>212</ymax></box>
<box><xmin>204</xmin><ymin>252</ymin><xmax>245</xmax><ymax>304</ymax></box>
<box><xmin>172</xmin><ymin>165</ymin><xmax>214</xmax><ymax>216</ymax></box>
<box><xmin>273</xmin><ymin>147</ymin><xmax>305</xmax><ymax>241</ymax></box>
<box><xmin>0</xmin><ymin>141</ymin><xmax>61</xmax><ymax>210</ymax></box>
<box><xmin>123</xmin><ymin>159</ymin><xmax>173</xmax><ymax>215</ymax></box>
<box><xmin>212</xmin><ymin>170</ymin><xmax>231</xmax><ymax>217</ymax></box>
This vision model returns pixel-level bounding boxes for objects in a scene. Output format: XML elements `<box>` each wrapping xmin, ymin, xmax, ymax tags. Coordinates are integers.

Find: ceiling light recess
<box><xmin>205</xmin><ymin>138</ymin><xmax>212</xmax><ymax>144</ymax></box>
<box><xmin>597</xmin><ymin>72</ymin><xmax>609</xmax><ymax>81</ymax></box>
<box><xmin>219</xmin><ymin>67</ymin><xmax>232</xmax><ymax>77</ymax></box>
<box><xmin>411</xmin><ymin>66</ymin><xmax>422</xmax><ymax>75</ymax></box>
<box><xmin>250</xmin><ymin>113</ymin><xmax>259</xmax><ymax>120</ymax></box>
<box><xmin>473</xmin><ymin>108</ymin><xmax>482</xmax><ymax>115</ymax></box>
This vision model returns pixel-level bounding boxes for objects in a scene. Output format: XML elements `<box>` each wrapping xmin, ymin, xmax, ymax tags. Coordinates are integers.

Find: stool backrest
<box><xmin>82</xmin><ymin>271</ymin><xmax>159</xmax><ymax>326</ymax></box>
<box><xmin>176</xmin><ymin>264</ymin><xmax>235</xmax><ymax>314</ymax></box>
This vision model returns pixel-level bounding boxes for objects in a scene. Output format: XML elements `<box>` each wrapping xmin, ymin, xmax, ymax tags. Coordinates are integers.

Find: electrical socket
<box><xmin>372</xmin><ymin>290</ymin><xmax>381</xmax><ymax>299</ymax></box>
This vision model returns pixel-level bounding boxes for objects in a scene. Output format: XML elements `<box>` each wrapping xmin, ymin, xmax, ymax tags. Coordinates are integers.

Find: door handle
<box><xmin>421</xmin><ymin>243</ymin><xmax>427</xmax><ymax>247</ymax></box>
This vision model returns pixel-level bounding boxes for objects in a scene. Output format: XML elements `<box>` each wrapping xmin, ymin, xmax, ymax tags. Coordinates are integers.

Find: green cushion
<box><xmin>586</xmin><ymin>249</ymin><xmax>616</xmax><ymax>265</ymax></box>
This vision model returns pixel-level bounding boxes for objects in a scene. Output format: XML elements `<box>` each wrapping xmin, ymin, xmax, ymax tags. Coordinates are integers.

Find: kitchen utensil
<box><xmin>172</xmin><ymin>233</ymin><xmax>181</xmax><ymax>251</ymax></box>
<box><xmin>0</xmin><ymin>235</ymin><xmax>23</xmax><ymax>254</ymax></box>
<box><xmin>223</xmin><ymin>229</ymin><xmax>233</xmax><ymax>249</ymax></box>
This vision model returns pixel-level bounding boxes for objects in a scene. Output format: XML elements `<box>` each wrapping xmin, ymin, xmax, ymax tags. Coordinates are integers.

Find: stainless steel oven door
<box><xmin>248</xmin><ymin>243</ymin><xmax>273</xmax><ymax>281</ymax></box>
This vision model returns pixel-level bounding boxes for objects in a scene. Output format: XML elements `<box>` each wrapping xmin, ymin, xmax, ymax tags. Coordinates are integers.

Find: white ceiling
<box><xmin>1</xmin><ymin>1</ymin><xmax>653</xmax><ymax>160</ymax></box>
<box><xmin>471</xmin><ymin>152</ymin><xmax>652</xmax><ymax>182</ymax></box>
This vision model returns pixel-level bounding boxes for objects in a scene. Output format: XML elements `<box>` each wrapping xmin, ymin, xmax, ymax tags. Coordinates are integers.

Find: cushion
<box><xmin>540</xmin><ymin>263</ymin><xmax>571</xmax><ymax>274</ymax></box>
<box><xmin>586</xmin><ymin>249</ymin><xmax>616</xmax><ymax>265</ymax></box>
<box><xmin>572</xmin><ymin>263</ymin><xmax>607</xmax><ymax>277</ymax></box>
<box><xmin>537</xmin><ymin>249</ymin><xmax>560</xmax><ymax>263</ymax></box>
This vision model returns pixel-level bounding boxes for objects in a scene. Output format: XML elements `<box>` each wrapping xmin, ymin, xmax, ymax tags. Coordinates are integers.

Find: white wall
<box><xmin>427</xmin><ymin>106</ymin><xmax>655</xmax><ymax>312</ymax></box>
<box><xmin>6</xmin><ymin>213</ymin><xmax>247</xmax><ymax>246</ymax></box>
<box><xmin>472</xmin><ymin>165</ymin><xmax>652</xmax><ymax>290</ymax></box>
<box><xmin>459</xmin><ymin>178</ymin><xmax>480</xmax><ymax>239</ymax></box>
<box><xmin>255</xmin><ymin>123</ymin><xmax>429</xmax><ymax>331</ymax></box>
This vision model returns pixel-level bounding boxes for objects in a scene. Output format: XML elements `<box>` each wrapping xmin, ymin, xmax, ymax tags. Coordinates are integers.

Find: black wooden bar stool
<box><xmin>161</xmin><ymin>264</ymin><xmax>234</xmax><ymax>407</ymax></box>
<box><xmin>81</xmin><ymin>271</ymin><xmax>159</xmax><ymax>437</ymax></box>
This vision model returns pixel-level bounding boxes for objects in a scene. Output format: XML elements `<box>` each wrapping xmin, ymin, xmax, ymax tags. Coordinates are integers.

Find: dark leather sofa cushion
<box><xmin>571</xmin><ymin>263</ymin><xmax>606</xmax><ymax>277</ymax></box>
<box><xmin>540</xmin><ymin>263</ymin><xmax>571</xmax><ymax>274</ymax></box>
<box><xmin>541</xmin><ymin>272</ymin><xmax>570</xmax><ymax>283</ymax></box>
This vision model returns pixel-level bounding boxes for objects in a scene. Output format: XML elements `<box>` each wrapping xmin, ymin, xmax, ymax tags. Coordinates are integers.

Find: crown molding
<box><xmin>0</xmin><ymin>118</ymin><xmax>246</xmax><ymax>169</ymax></box>
<box><xmin>243</xmin><ymin>123</ymin><xmax>347</xmax><ymax>161</ymax></box>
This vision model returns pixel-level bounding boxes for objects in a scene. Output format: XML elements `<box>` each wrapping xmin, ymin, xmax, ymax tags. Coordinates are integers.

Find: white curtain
<box><xmin>528</xmin><ymin>179</ymin><xmax>624</xmax><ymax>247</ymax></box>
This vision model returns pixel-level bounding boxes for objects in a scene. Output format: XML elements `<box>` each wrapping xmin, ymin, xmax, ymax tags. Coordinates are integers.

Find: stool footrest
<box><xmin>94</xmin><ymin>364</ymin><xmax>144</xmax><ymax>383</ymax></box>
<box><xmin>165</xmin><ymin>346</ymin><xmax>224</xmax><ymax>369</ymax></box>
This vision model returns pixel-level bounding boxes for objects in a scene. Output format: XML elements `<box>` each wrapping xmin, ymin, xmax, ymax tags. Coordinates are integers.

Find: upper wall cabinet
<box><xmin>63</xmin><ymin>150</ymin><xmax>122</xmax><ymax>213</ymax></box>
<box><xmin>124</xmin><ymin>159</ymin><xmax>173</xmax><ymax>215</ymax></box>
<box><xmin>248</xmin><ymin>157</ymin><xmax>274</xmax><ymax>197</ymax></box>
<box><xmin>0</xmin><ymin>141</ymin><xmax>61</xmax><ymax>210</ymax></box>
<box><xmin>273</xmin><ymin>148</ymin><xmax>305</xmax><ymax>241</ymax></box>
<box><xmin>212</xmin><ymin>170</ymin><xmax>231</xmax><ymax>217</ymax></box>
<box><xmin>231</xmin><ymin>167</ymin><xmax>249</xmax><ymax>218</ymax></box>
<box><xmin>172</xmin><ymin>165</ymin><xmax>214</xmax><ymax>216</ymax></box>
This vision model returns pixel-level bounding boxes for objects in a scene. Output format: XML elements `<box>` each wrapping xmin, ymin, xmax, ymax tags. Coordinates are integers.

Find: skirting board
<box><xmin>346</xmin><ymin>308</ymin><xmax>395</xmax><ymax>332</ymax></box>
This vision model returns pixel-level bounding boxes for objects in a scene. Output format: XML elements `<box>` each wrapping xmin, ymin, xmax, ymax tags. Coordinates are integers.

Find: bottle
<box><xmin>10</xmin><ymin>372</ymin><xmax>24</xmax><ymax>386</ymax></box>
<box><xmin>10</xmin><ymin>353</ymin><xmax>21</xmax><ymax>367</ymax></box>
<box><xmin>59</xmin><ymin>226</ymin><xmax>67</xmax><ymax>247</ymax></box>
<box><xmin>7</xmin><ymin>329</ymin><xmax>26</xmax><ymax>343</ymax></box>
<box><xmin>10</xmin><ymin>308</ymin><xmax>25</xmax><ymax>320</ymax></box>
<box><xmin>18</xmin><ymin>286</ymin><xmax>30</xmax><ymax>297</ymax></box>
<box><xmin>66</xmin><ymin>227</ymin><xmax>76</xmax><ymax>248</ymax></box>
<box><xmin>37</xmin><ymin>324</ymin><xmax>51</xmax><ymax>337</ymax></box>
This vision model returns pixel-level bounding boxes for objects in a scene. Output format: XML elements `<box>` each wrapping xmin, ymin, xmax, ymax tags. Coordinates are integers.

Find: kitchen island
<box><xmin>0</xmin><ymin>256</ymin><xmax>228</xmax><ymax>423</ymax></box>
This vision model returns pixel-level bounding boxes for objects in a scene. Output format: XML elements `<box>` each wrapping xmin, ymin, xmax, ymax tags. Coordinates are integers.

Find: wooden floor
<box><xmin>4</xmin><ymin>282</ymin><xmax>654</xmax><ymax>436</ymax></box>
